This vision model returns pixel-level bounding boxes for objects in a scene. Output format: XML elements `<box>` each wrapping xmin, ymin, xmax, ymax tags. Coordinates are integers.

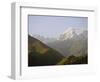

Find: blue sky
<box><xmin>28</xmin><ymin>15</ymin><xmax>88</xmax><ymax>38</ymax></box>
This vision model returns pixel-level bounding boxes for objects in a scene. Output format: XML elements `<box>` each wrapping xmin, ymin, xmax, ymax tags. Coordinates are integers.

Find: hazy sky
<box><xmin>28</xmin><ymin>15</ymin><xmax>88</xmax><ymax>38</ymax></box>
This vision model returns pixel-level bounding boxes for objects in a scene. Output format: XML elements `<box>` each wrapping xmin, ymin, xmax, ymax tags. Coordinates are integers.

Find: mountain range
<box><xmin>28</xmin><ymin>34</ymin><xmax>88</xmax><ymax>66</ymax></box>
<box><xmin>28</xmin><ymin>27</ymin><xmax>88</xmax><ymax>66</ymax></box>
<box><xmin>30</xmin><ymin>27</ymin><xmax>88</xmax><ymax>57</ymax></box>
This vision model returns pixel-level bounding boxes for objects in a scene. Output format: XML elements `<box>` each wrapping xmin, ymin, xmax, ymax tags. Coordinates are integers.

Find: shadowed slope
<box><xmin>28</xmin><ymin>35</ymin><xmax>64</xmax><ymax>66</ymax></box>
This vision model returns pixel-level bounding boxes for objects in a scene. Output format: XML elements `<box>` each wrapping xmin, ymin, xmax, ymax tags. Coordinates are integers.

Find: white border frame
<box><xmin>11</xmin><ymin>2</ymin><xmax>96</xmax><ymax>80</ymax></box>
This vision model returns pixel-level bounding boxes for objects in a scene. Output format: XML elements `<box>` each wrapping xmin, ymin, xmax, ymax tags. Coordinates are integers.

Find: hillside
<box><xmin>28</xmin><ymin>35</ymin><xmax>64</xmax><ymax>66</ymax></box>
<box><xmin>57</xmin><ymin>55</ymin><xmax>88</xmax><ymax>65</ymax></box>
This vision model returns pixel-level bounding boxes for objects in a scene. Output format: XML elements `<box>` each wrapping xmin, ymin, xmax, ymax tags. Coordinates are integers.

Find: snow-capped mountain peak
<box><xmin>59</xmin><ymin>27</ymin><xmax>86</xmax><ymax>40</ymax></box>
